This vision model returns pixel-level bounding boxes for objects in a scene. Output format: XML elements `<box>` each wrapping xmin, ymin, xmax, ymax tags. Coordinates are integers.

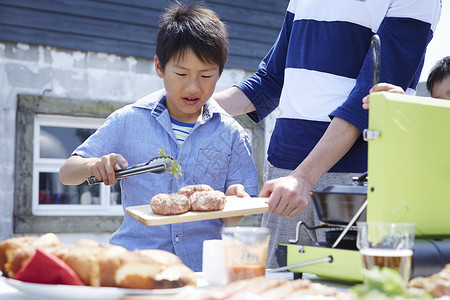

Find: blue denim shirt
<box><xmin>73</xmin><ymin>90</ymin><xmax>259</xmax><ymax>271</ymax></box>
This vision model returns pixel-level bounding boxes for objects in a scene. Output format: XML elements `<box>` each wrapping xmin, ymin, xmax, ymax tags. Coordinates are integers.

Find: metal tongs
<box><xmin>86</xmin><ymin>156</ymin><xmax>175</xmax><ymax>187</ymax></box>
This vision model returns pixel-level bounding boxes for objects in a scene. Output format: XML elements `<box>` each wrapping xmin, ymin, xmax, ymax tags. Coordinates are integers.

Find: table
<box><xmin>0</xmin><ymin>277</ymin><xmax>28</xmax><ymax>300</ymax></box>
<box><xmin>0</xmin><ymin>271</ymin><xmax>354</xmax><ymax>300</ymax></box>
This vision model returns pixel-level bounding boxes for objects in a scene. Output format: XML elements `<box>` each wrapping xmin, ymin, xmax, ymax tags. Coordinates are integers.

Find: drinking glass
<box><xmin>222</xmin><ymin>227</ymin><xmax>270</xmax><ymax>283</ymax></box>
<box><xmin>357</xmin><ymin>222</ymin><xmax>415</xmax><ymax>283</ymax></box>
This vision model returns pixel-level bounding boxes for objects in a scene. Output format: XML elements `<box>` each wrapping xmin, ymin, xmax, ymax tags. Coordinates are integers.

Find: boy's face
<box><xmin>431</xmin><ymin>76</ymin><xmax>450</xmax><ymax>100</ymax></box>
<box><xmin>155</xmin><ymin>48</ymin><xmax>221</xmax><ymax>123</ymax></box>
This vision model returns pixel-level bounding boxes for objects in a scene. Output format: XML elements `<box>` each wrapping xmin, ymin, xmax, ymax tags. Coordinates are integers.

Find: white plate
<box><xmin>1</xmin><ymin>276</ymin><xmax>193</xmax><ymax>300</ymax></box>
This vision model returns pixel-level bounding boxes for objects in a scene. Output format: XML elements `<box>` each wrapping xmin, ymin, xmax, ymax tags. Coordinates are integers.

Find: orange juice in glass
<box><xmin>222</xmin><ymin>227</ymin><xmax>270</xmax><ymax>283</ymax></box>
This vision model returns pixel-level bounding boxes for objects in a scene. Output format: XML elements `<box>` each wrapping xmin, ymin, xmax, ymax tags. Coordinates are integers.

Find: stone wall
<box><xmin>0</xmin><ymin>41</ymin><xmax>269</xmax><ymax>243</ymax></box>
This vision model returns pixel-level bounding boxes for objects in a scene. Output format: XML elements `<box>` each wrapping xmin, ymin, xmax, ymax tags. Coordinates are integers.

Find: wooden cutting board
<box><xmin>126</xmin><ymin>196</ymin><xmax>269</xmax><ymax>226</ymax></box>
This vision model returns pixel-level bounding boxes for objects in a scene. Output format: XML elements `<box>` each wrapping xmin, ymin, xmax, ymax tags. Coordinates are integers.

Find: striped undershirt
<box><xmin>170</xmin><ymin>117</ymin><xmax>195</xmax><ymax>146</ymax></box>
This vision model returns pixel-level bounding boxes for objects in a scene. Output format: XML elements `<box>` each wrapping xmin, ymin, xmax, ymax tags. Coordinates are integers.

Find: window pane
<box><xmin>40</xmin><ymin>126</ymin><xmax>96</xmax><ymax>159</ymax></box>
<box><xmin>39</xmin><ymin>172</ymin><xmax>100</xmax><ymax>205</ymax></box>
<box><xmin>110</xmin><ymin>184</ymin><xmax>122</xmax><ymax>205</ymax></box>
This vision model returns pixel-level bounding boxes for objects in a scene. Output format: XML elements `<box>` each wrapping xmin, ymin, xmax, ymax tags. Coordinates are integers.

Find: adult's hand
<box><xmin>260</xmin><ymin>117</ymin><xmax>361</xmax><ymax>218</ymax></box>
<box><xmin>362</xmin><ymin>83</ymin><xmax>405</xmax><ymax>109</ymax></box>
<box><xmin>259</xmin><ymin>173</ymin><xmax>315</xmax><ymax>218</ymax></box>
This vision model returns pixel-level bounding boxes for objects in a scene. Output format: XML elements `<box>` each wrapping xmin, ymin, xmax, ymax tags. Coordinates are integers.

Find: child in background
<box><xmin>363</xmin><ymin>56</ymin><xmax>450</xmax><ymax>109</ymax></box>
<box><xmin>59</xmin><ymin>2</ymin><xmax>258</xmax><ymax>272</ymax></box>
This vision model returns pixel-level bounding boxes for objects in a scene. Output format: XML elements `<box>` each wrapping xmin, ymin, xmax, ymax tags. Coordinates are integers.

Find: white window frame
<box><xmin>32</xmin><ymin>114</ymin><xmax>123</xmax><ymax>216</ymax></box>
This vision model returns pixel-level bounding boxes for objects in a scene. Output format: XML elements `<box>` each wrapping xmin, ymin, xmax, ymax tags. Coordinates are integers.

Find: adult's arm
<box><xmin>332</xmin><ymin>0</ymin><xmax>442</xmax><ymax>133</ymax></box>
<box><xmin>265</xmin><ymin>0</ymin><xmax>441</xmax><ymax>217</ymax></box>
<box><xmin>260</xmin><ymin>117</ymin><xmax>360</xmax><ymax>217</ymax></box>
<box><xmin>215</xmin><ymin>4</ymin><xmax>294</xmax><ymax>119</ymax></box>
<box><xmin>214</xmin><ymin>87</ymin><xmax>255</xmax><ymax>116</ymax></box>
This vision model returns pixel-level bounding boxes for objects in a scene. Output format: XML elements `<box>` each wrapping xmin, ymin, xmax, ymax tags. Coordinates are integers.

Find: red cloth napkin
<box><xmin>14</xmin><ymin>247</ymin><xmax>85</xmax><ymax>286</ymax></box>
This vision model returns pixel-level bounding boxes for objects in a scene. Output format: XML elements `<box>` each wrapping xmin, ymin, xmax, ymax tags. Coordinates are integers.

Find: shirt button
<box><xmin>175</xmin><ymin>235</ymin><xmax>179</xmax><ymax>243</ymax></box>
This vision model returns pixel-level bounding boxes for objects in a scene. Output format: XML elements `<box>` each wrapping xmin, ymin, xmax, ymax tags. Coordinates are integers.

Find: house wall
<box><xmin>0</xmin><ymin>0</ymin><xmax>288</xmax><ymax>71</ymax></box>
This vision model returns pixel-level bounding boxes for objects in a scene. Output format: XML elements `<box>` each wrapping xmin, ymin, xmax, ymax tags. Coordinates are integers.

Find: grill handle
<box><xmin>371</xmin><ymin>34</ymin><xmax>381</xmax><ymax>86</ymax></box>
<box><xmin>267</xmin><ymin>256</ymin><xmax>333</xmax><ymax>273</ymax></box>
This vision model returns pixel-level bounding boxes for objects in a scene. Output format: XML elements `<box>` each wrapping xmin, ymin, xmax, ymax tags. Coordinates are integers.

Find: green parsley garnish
<box><xmin>158</xmin><ymin>148</ymin><xmax>183</xmax><ymax>179</ymax></box>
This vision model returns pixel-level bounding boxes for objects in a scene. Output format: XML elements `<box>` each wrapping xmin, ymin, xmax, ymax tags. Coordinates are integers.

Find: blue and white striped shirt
<box><xmin>171</xmin><ymin>117</ymin><xmax>194</xmax><ymax>146</ymax></box>
<box><xmin>238</xmin><ymin>0</ymin><xmax>441</xmax><ymax>172</ymax></box>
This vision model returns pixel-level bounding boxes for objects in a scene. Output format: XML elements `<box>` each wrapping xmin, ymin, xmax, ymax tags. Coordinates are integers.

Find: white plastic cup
<box><xmin>202</xmin><ymin>239</ymin><xmax>227</xmax><ymax>286</ymax></box>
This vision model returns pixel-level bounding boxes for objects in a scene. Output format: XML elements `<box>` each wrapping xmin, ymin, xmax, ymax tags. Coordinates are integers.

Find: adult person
<box><xmin>363</xmin><ymin>56</ymin><xmax>450</xmax><ymax>109</ymax></box>
<box><xmin>214</xmin><ymin>0</ymin><xmax>442</xmax><ymax>268</ymax></box>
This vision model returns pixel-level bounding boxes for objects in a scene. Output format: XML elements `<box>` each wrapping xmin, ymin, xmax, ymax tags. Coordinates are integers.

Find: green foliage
<box><xmin>351</xmin><ymin>267</ymin><xmax>432</xmax><ymax>300</ymax></box>
<box><xmin>158</xmin><ymin>148</ymin><xmax>183</xmax><ymax>179</ymax></box>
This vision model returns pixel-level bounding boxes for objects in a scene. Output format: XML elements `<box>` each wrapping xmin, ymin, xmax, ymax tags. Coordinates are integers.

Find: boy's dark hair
<box><xmin>156</xmin><ymin>2</ymin><xmax>228</xmax><ymax>74</ymax></box>
<box><xmin>427</xmin><ymin>56</ymin><xmax>450</xmax><ymax>94</ymax></box>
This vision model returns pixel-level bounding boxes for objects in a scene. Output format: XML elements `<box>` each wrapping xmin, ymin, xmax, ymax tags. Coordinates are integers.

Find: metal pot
<box><xmin>310</xmin><ymin>173</ymin><xmax>367</xmax><ymax>226</ymax></box>
<box><xmin>310</xmin><ymin>185</ymin><xmax>367</xmax><ymax>225</ymax></box>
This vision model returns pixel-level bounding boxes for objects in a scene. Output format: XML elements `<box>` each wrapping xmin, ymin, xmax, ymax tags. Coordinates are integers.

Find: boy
<box><xmin>59</xmin><ymin>3</ymin><xmax>258</xmax><ymax>272</ymax></box>
<box><xmin>362</xmin><ymin>56</ymin><xmax>450</xmax><ymax>109</ymax></box>
<box><xmin>427</xmin><ymin>56</ymin><xmax>450</xmax><ymax>100</ymax></box>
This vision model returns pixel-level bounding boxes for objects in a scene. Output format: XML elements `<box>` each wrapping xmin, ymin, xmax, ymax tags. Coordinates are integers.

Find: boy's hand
<box><xmin>362</xmin><ymin>83</ymin><xmax>405</xmax><ymax>110</ymax></box>
<box><xmin>89</xmin><ymin>153</ymin><xmax>128</xmax><ymax>186</ymax></box>
<box><xmin>225</xmin><ymin>184</ymin><xmax>249</xmax><ymax>197</ymax></box>
<box><xmin>222</xmin><ymin>184</ymin><xmax>249</xmax><ymax>226</ymax></box>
